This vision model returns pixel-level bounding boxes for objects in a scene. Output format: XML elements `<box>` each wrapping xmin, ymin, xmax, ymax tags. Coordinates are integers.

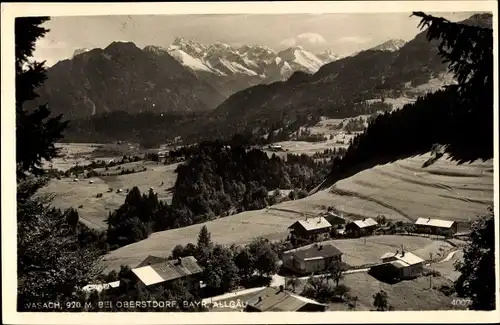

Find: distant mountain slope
<box><xmin>162</xmin><ymin>38</ymin><xmax>341</xmax><ymax>96</ymax></box>
<box><xmin>183</xmin><ymin>14</ymin><xmax>491</xmax><ymax>142</ymax></box>
<box><xmin>32</xmin><ymin>41</ymin><xmax>226</xmax><ymax>119</ymax></box>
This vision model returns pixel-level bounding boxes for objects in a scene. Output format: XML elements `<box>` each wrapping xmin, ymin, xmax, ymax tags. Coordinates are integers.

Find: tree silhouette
<box><xmin>454</xmin><ymin>208</ymin><xmax>495</xmax><ymax>310</ymax></box>
<box><xmin>16</xmin><ymin>17</ymin><xmax>103</xmax><ymax>311</ymax></box>
<box><xmin>373</xmin><ymin>290</ymin><xmax>389</xmax><ymax>311</ymax></box>
<box><xmin>15</xmin><ymin>17</ymin><xmax>69</xmax><ymax>178</ymax></box>
<box><xmin>196</xmin><ymin>225</ymin><xmax>213</xmax><ymax>252</ymax></box>
<box><xmin>326</xmin><ymin>260</ymin><xmax>344</xmax><ymax>287</ymax></box>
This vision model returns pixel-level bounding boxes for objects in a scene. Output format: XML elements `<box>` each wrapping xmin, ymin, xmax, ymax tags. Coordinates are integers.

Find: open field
<box><xmin>265</xmin><ymin>139</ymin><xmax>350</xmax><ymax>158</ymax></box>
<box><xmin>42</xmin><ymin>142</ymin><xmax>143</xmax><ymax>171</ymax></box>
<box><xmin>37</xmin><ymin>161</ymin><xmax>180</xmax><ymax>230</ymax></box>
<box><xmin>285</xmin><ymin>235</ymin><xmax>455</xmax><ymax>267</ymax></box>
<box><xmin>336</xmin><ymin>272</ymin><xmax>458</xmax><ymax>311</ymax></box>
<box><xmin>102</xmin><ymin>153</ymin><xmax>492</xmax><ymax>271</ymax></box>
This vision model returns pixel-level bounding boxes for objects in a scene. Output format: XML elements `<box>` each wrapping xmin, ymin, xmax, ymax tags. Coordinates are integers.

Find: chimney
<box><xmin>318</xmin><ymin>245</ymin><xmax>323</xmax><ymax>251</ymax></box>
<box><xmin>394</xmin><ymin>250</ymin><xmax>399</xmax><ymax>256</ymax></box>
<box><xmin>258</xmin><ymin>296</ymin><xmax>262</xmax><ymax>302</ymax></box>
<box><xmin>279</xmin><ymin>285</ymin><xmax>284</xmax><ymax>292</ymax></box>
<box><xmin>176</xmin><ymin>257</ymin><xmax>182</xmax><ymax>266</ymax></box>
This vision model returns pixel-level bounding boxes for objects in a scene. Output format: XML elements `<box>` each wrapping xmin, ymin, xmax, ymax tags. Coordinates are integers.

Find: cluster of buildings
<box><xmin>82</xmin><ymin>214</ymin><xmax>458</xmax><ymax>312</ymax></box>
<box><xmin>288</xmin><ymin>213</ymin><xmax>458</xmax><ymax>244</ymax></box>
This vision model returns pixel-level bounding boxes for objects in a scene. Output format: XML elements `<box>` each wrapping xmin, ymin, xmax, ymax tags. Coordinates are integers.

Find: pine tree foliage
<box><xmin>454</xmin><ymin>208</ymin><xmax>495</xmax><ymax>310</ymax></box>
<box><xmin>16</xmin><ymin>17</ymin><xmax>104</xmax><ymax>311</ymax></box>
<box><xmin>412</xmin><ymin>12</ymin><xmax>493</xmax><ymax>162</ymax></box>
<box><xmin>15</xmin><ymin>17</ymin><xmax>69</xmax><ymax>178</ymax></box>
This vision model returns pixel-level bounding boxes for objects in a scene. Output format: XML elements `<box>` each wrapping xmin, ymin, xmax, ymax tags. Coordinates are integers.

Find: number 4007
<box><xmin>452</xmin><ymin>298</ymin><xmax>472</xmax><ymax>307</ymax></box>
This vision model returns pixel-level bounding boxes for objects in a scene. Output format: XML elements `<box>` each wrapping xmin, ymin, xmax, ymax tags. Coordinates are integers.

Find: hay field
<box><xmin>42</xmin><ymin>142</ymin><xmax>140</xmax><ymax>171</ymax></box>
<box><xmin>37</xmin><ymin>161</ymin><xmax>180</xmax><ymax>230</ymax></box>
<box><xmin>338</xmin><ymin>273</ymin><xmax>458</xmax><ymax>311</ymax></box>
<box><xmin>331</xmin><ymin>153</ymin><xmax>493</xmax><ymax>222</ymax></box>
<box><xmin>102</xmin><ymin>153</ymin><xmax>492</xmax><ymax>271</ymax></box>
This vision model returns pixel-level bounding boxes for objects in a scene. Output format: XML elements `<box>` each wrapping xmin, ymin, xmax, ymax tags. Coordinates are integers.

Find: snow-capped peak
<box><xmin>315</xmin><ymin>50</ymin><xmax>341</xmax><ymax>63</ymax></box>
<box><xmin>73</xmin><ymin>48</ymin><xmax>90</xmax><ymax>57</ymax></box>
<box><xmin>277</xmin><ymin>46</ymin><xmax>324</xmax><ymax>73</ymax></box>
<box><xmin>170</xmin><ymin>37</ymin><xmax>206</xmax><ymax>57</ymax></box>
<box><xmin>148</xmin><ymin>38</ymin><xmax>337</xmax><ymax>86</ymax></box>
<box><xmin>370</xmin><ymin>39</ymin><xmax>406</xmax><ymax>52</ymax></box>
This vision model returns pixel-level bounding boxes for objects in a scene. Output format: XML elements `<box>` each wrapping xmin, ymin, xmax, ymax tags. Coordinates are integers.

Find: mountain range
<box><xmin>34</xmin><ymin>41</ymin><xmax>226</xmax><ymax>119</ymax></box>
<box><xmin>34</xmin><ymin>39</ymin><xmax>346</xmax><ymax>118</ymax></box>
<box><xmin>162</xmin><ymin>37</ymin><xmax>342</xmax><ymax>96</ymax></box>
<box><xmin>177</xmin><ymin>13</ymin><xmax>491</xmax><ymax>142</ymax></box>
<box><xmin>40</xmin><ymin>13</ymin><xmax>491</xmax><ymax>140</ymax></box>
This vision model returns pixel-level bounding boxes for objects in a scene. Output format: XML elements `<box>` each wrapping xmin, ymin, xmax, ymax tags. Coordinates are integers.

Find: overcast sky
<box><xmin>34</xmin><ymin>12</ymin><xmax>478</xmax><ymax>66</ymax></box>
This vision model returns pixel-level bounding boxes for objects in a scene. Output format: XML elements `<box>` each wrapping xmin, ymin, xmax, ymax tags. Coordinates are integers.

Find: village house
<box><xmin>282</xmin><ymin>243</ymin><xmax>343</xmax><ymax>275</ymax></box>
<box><xmin>345</xmin><ymin>217</ymin><xmax>378</xmax><ymax>237</ymax></box>
<box><xmin>131</xmin><ymin>256</ymin><xmax>203</xmax><ymax>289</ymax></box>
<box><xmin>369</xmin><ymin>250</ymin><xmax>425</xmax><ymax>282</ymax></box>
<box><xmin>245</xmin><ymin>286</ymin><xmax>328</xmax><ymax>312</ymax></box>
<box><xmin>288</xmin><ymin>216</ymin><xmax>332</xmax><ymax>244</ymax></box>
<box><xmin>414</xmin><ymin>217</ymin><xmax>458</xmax><ymax>237</ymax></box>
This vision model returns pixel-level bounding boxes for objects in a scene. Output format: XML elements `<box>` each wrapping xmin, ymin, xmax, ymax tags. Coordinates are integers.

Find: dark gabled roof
<box><xmin>245</xmin><ymin>287</ymin><xmax>327</xmax><ymax>312</ymax></box>
<box><xmin>136</xmin><ymin>255</ymin><xmax>168</xmax><ymax>268</ymax></box>
<box><xmin>292</xmin><ymin>244</ymin><xmax>342</xmax><ymax>261</ymax></box>
<box><xmin>150</xmin><ymin>256</ymin><xmax>203</xmax><ymax>282</ymax></box>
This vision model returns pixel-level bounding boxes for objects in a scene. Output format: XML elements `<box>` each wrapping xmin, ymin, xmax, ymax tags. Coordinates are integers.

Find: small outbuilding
<box><xmin>345</xmin><ymin>218</ymin><xmax>378</xmax><ymax>237</ymax></box>
<box><xmin>369</xmin><ymin>250</ymin><xmax>425</xmax><ymax>282</ymax></box>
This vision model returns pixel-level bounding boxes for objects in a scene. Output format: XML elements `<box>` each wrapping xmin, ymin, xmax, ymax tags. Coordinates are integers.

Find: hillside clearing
<box><xmin>37</xmin><ymin>161</ymin><xmax>180</xmax><ymax>230</ymax></box>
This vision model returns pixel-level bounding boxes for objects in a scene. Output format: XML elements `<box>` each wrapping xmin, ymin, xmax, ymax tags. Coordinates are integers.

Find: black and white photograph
<box><xmin>1</xmin><ymin>1</ymin><xmax>498</xmax><ymax>324</ymax></box>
